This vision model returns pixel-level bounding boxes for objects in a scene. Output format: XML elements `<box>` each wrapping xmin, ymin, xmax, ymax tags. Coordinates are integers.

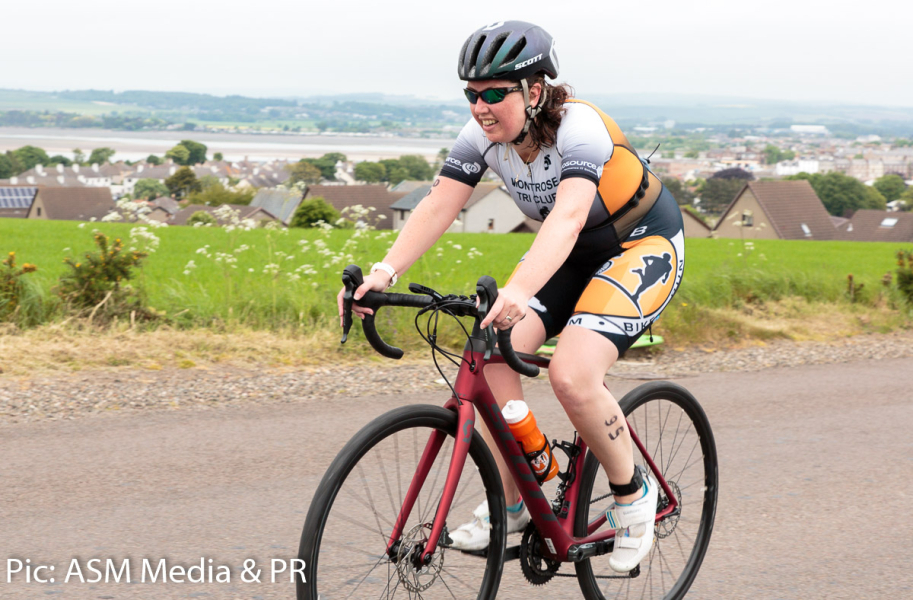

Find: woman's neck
<box><xmin>515</xmin><ymin>140</ymin><xmax>539</xmax><ymax>164</ymax></box>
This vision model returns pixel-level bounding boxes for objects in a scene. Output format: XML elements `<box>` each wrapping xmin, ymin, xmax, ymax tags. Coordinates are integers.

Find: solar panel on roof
<box><xmin>0</xmin><ymin>187</ymin><xmax>37</xmax><ymax>209</ymax></box>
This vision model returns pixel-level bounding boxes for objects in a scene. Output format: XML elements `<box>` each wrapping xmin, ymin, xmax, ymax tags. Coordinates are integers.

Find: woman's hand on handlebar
<box><xmin>337</xmin><ymin>271</ymin><xmax>392</xmax><ymax>325</ymax></box>
<box><xmin>479</xmin><ymin>283</ymin><xmax>528</xmax><ymax>331</ymax></box>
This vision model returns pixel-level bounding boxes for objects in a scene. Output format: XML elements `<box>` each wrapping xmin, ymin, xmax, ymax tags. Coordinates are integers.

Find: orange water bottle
<box><xmin>502</xmin><ymin>400</ymin><xmax>559</xmax><ymax>483</ymax></box>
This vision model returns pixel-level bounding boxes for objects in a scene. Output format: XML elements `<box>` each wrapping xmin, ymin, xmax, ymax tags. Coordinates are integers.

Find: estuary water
<box><xmin>0</xmin><ymin>127</ymin><xmax>455</xmax><ymax>163</ymax></box>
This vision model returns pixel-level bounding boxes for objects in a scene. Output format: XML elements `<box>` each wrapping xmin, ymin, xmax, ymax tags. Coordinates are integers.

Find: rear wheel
<box><xmin>298</xmin><ymin>404</ymin><xmax>506</xmax><ymax>599</ymax></box>
<box><xmin>574</xmin><ymin>382</ymin><xmax>718</xmax><ymax>600</ymax></box>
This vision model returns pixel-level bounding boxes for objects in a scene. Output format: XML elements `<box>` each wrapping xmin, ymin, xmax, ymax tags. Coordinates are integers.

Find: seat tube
<box><xmin>421</xmin><ymin>398</ymin><xmax>475</xmax><ymax>561</ymax></box>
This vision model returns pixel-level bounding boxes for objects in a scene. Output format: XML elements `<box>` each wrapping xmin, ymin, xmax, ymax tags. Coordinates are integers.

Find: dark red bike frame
<box><xmin>386</xmin><ymin>345</ymin><xmax>679</xmax><ymax>564</ymax></box>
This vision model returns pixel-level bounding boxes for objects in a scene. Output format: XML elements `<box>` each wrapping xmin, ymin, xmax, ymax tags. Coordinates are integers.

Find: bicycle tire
<box><xmin>574</xmin><ymin>382</ymin><xmax>719</xmax><ymax>600</ymax></box>
<box><xmin>298</xmin><ymin>404</ymin><xmax>507</xmax><ymax>599</ymax></box>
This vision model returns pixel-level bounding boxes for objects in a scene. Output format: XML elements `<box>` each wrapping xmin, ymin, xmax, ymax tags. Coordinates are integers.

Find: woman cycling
<box><xmin>338</xmin><ymin>20</ymin><xmax>685</xmax><ymax>573</ymax></box>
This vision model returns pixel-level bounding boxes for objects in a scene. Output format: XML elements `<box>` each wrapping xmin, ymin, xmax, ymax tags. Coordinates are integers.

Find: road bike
<box><xmin>298</xmin><ymin>265</ymin><xmax>718</xmax><ymax>599</ymax></box>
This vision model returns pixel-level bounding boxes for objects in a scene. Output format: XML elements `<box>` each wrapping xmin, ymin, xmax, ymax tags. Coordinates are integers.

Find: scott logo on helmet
<box><xmin>514</xmin><ymin>54</ymin><xmax>543</xmax><ymax>70</ymax></box>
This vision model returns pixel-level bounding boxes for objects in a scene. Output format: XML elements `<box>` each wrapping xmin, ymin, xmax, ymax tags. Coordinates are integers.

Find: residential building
<box><xmin>836</xmin><ymin>210</ymin><xmax>913</xmax><ymax>242</ymax></box>
<box><xmin>0</xmin><ymin>185</ymin><xmax>39</xmax><ymax>219</ymax></box>
<box><xmin>170</xmin><ymin>204</ymin><xmax>280</xmax><ymax>226</ymax></box>
<box><xmin>250</xmin><ymin>188</ymin><xmax>305</xmax><ymax>225</ymax></box>
<box><xmin>27</xmin><ymin>187</ymin><xmax>115</xmax><ymax>221</ymax></box>
<box><xmin>712</xmin><ymin>180</ymin><xmax>836</xmax><ymax>240</ymax></box>
<box><xmin>681</xmin><ymin>207</ymin><xmax>712</xmax><ymax>238</ymax></box>
<box><xmin>305</xmin><ymin>184</ymin><xmax>408</xmax><ymax>230</ymax></box>
<box><xmin>391</xmin><ymin>182</ymin><xmax>523</xmax><ymax>233</ymax></box>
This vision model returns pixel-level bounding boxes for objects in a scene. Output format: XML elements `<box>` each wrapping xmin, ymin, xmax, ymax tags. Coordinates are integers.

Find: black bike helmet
<box><xmin>458</xmin><ymin>21</ymin><xmax>559</xmax><ymax>82</ymax></box>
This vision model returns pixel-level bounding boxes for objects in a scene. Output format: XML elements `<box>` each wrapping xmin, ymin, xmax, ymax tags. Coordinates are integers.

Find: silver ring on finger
<box><xmin>505</xmin><ymin>315</ymin><xmax>513</xmax><ymax>322</ymax></box>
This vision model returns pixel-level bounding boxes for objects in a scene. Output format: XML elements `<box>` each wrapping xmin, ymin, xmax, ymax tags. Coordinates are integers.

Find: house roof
<box><xmin>681</xmin><ymin>206</ymin><xmax>711</xmax><ymax>231</ymax></box>
<box><xmin>390</xmin><ymin>182</ymin><xmax>505</xmax><ymax>211</ymax></box>
<box><xmin>0</xmin><ymin>185</ymin><xmax>38</xmax><ymax>218</ymax></box>
<box><xmin>390</xmin><ymin>180</ymin><xmax>434</xmax><ymax>193</ymax></box>
<box><xmin>304</xmin><ymin>184</ymin><xmax>408</xmax><ymax>230</ymax></box>
<box><xmin>250</xmin><ymin>188</ymin><xmax>304</xmax><ymax>223</ymax></box>
<box><xmin>34</xmin><ymin>187</ymin><xmax>115</xmax><ymax>221</ymax></box>
<box><xmin>170</xmin><ymin>204</ymin><xmax>279</xmax><ymax>226</ymax></box>
<box><xmin>150</xmin><ymin>197</ymin><xmax>181</xmax><ymax>214</ymax></box>
<box><xmin>715</xmin><ymin>180</ymin><xmax>836</xmax><ymax>240</ymax></box>
<box><xmin>837</xmin><ymin>210</ymin><xmax>913</xmax><ymax>243</ymax></box>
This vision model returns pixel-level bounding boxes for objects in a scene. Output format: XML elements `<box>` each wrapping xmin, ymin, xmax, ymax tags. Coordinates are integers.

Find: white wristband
<box><xmin>370</xmin><ymin>262</ymin><xmax>398</xmax><ymax>288</ymax></box>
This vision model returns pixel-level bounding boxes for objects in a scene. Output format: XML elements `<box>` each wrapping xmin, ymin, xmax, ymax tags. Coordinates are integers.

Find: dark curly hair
<box><xmin>526</xmin><ymin>76</ymin><xmax>575</xmax><ymax>149</ymax></box>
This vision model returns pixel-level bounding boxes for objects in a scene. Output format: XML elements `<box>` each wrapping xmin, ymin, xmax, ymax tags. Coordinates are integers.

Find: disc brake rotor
<box><xmin>657</xmin><ymin>480</ymin><xmax>682</xmax><ymax>539</ymax></box>
<box><xmin>395</xmin><ymin>523</ymin><xmax>444</xmax><ymax>592</ymax></box>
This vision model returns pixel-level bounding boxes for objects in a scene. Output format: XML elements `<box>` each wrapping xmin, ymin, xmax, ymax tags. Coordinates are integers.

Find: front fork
<box><xmin>386</xmin><ymin>397</ymin><xmax>475</xmax><ymax>564</ymax></box>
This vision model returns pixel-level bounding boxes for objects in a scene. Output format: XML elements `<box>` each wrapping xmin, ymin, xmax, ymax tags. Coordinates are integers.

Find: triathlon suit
<box><xmin>439</xmin><ymin>99</ymin><xmax>685</xmax><ymax>353</ymax></box>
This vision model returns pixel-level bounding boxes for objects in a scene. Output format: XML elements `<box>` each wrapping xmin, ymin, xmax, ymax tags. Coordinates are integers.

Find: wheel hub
<box><xmin>395</xmin><ymin>523</ymin><xmax>444</xmax><ymax>592</ymax></box>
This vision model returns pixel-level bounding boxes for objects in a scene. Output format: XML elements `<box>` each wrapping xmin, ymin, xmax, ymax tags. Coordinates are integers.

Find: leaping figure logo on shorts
<box><xmin>599</xmin><ymin>253</ymin><xmax>674</xmax><ymax>318</ymax></box>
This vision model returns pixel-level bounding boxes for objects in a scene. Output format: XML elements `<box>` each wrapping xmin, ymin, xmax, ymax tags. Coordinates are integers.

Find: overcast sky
<box><xmin>3</xmin><ymin>0</ymin><xmax>910</xmax><ymax>107</ymax></box>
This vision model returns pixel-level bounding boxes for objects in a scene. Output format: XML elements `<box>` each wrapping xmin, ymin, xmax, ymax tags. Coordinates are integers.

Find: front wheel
<box><xmin>574</xmin><ymin>382</ymin><xmax>719</xmax><ymax>600</ymax></box>
<box><xmin>298</xmin><ymin>404</ymin><xmax>507</xmax><ymax>599</ymax></box>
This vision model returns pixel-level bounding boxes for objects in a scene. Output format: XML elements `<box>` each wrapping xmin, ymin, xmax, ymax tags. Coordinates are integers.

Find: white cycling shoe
<box><xmin>448</xmin><ymin>499</ymin><xmax>529</xmax><ymax>551</ymax></box>
<box><xmin>606</xmin><ymin>472</ymin><xmax>659</xmax><ymax>573</ymax></box>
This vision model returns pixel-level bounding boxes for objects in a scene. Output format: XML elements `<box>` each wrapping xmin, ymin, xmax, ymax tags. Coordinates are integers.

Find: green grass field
<box><xmin>2</xmin><ymin>218</ymin><xmax>910</xmax><ymax>348</ymax></box>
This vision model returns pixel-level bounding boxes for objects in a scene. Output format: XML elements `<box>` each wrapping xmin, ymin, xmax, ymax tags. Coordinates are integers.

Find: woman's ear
<box><xmin>529</xmin><ymin>81</ymin><xmax>543</xmax><ymax>108</ymax></box>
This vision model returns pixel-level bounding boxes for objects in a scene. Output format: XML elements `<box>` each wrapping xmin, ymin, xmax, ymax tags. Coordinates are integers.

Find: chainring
<box><xmin>519</xmin><ymin>523</ymin><xmax>561</xmax><ymax>586</ymax></box>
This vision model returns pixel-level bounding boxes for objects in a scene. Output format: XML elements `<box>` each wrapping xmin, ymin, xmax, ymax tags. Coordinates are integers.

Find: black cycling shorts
<box><xmin>509</xmin><ymin>187</ymin><xmax>685</xmax><ymax>354</ymax></box>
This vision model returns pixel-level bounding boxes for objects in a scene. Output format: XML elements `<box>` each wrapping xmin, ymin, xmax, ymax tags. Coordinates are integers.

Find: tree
<box><xmin>73</xmin><ymin>148</ymin><xmax>86</xmax><ymax>164</ymax></box>
<box><xmin>662</xmin><ymin>177</ymin><xmax>696</xmax><ymax>205</ymax></box>
<box><xmin>762</xmin><ymin>145</ymin><xmax>795</xmax><ymax>165</ymax></box>
<box><xmin>187</xmin><ymin>182</ymin><xmax>254</xmax><ymax>206</ymax></box>
<box><xmin>213</xmin><ymin>152</ymin><xmax>224</xmax><ymax>161</ymax></box>
<box><xmin>698</xmin><ymin>178</ymin><xmax>746</xmax><ymax>215</ymax></box>
<box><xmin>398</xmin><ymin>155</ymin><xmax>434</xmax><ymax>181</ymax></box>
<box><xmin>873</xmin><ymin>174</ymin><xmax>906</xmax><ymax>202</ymax></box>
<box><xmin>165</xmin><ymin>166</ymin><xmax>201</xmax><ymax>199</ymax></box>
<box><xmin>287</xmin><ymin>161</ymin><xmax>323</xmax><ymax>186</ymax></box>
<box><xmin>711</xmin><ymin>167</ymin><xmax>754</xmax><ymax>181</ymax></box>
<box><xmin>179</xmin><ymin>140</ymin><xmax>208</xmax><ymax>165</ymax></box>
<box><xmin>87</xmin><ymin>147</ymin><xmax>116</xmax><ymax>165</ymax></box>
<box><xmin>147</xmin><ymin>154</ymin><xmax>163</xmax><ymax>166</ymax></box>
<box><xmin>290</xmin><ymin>197</ymin><xmax>340</xmax><ymax>228</ymax></box>
<box><xmin>0</xmin><ymin>152</ymin><xmax>22</xmax><ymax>179</ymax></box>
<box><xmin>322</xmin><ymin>152</ymin><xmax>347</xmax><ymax>164</ymax></box>
<box><xmin>187</xmin><ymin>211</ymin><xmax>217</xmax><ymax>226</ymax></box>
<box><xmin>434</xmin><ymin>147</ymin><xmax>450</xmax><ymax>172</ymax></box>
<box><xmin>785</xmin><ymin>172</ymin><xmax>886</xmax><ymax>216</ymax></box>
<box><xmin>354</xmin><ymin>161</ymin><xmax>386</xmax><ymax>183</ymax></box>
<box><xmin>12</xmin><ymin>145</ymin><xmax>50</xmax><ymax>171</ymax></box>
<box><xmin>302</xmin><ymin>154</ymin><xmax>340</xmax><ymax>180</ymax></box>
<box><xmin>48</xmin><ymin>155</ymin><xmax>73</xmax><ymax>167</ymax></box>
<box><xmin>134</xmin><ymin>178</ymin><xmax>170</xmax><ymax>200</ymax></box>
<box><xmin>165</xmin><ymin>144</ymin><xmax>191</xmax><ymax>166</ymax></box>
<box><xmin>899</xmin><ymin>188</ymin><xmax>913</xmax><ymax>211</ymax></box>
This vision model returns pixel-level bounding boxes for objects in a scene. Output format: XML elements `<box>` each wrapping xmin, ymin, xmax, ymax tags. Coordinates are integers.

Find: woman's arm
<box><xmin>375</xmin><ymin>176</ymin><xmax>475</xmax><ymax>279</ymax></box>
<box><xmin>481</xmin><ymin>177</ymin><xmax>597</xmax><ymax>329</ymax></box>
<box><xmin>338</xmin><ymin>175</ymin><xmax>475</xmax><ymax>322</ymax></box>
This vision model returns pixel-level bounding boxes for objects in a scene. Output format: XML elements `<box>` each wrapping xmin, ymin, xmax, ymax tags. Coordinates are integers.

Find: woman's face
<box><xmin>466</xmin><ymin>79</ymin><xmax>541</xmax><ymax>144</ymax></box>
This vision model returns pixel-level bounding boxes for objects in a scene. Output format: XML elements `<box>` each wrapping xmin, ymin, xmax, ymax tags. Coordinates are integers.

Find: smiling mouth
<box><xmin>481</xmin><ymin>119</ymin><xmax>498</xmax><ymax>126</ymax></box>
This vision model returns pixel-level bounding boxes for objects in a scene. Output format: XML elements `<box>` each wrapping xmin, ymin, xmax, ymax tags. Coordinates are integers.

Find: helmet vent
<box><xmin>502</xmin><ymin>37</ymin><xmax>526</xmax><ymax>66</ymax></box>
<box><xmin>469</xmin><ymin>35</ymin><xmax>486</xmax><ymax>73</ymax></box>
<box><xmin>484</xmin><ymin>32</ymin><xmax>510</xmax><ymax>72</ymax></box>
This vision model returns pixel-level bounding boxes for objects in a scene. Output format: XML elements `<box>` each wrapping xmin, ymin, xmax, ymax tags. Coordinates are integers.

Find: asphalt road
<box><xmin>2</xmin><ymin>358</ymin><xmax>912</xmax><ymax>599</ymax></box>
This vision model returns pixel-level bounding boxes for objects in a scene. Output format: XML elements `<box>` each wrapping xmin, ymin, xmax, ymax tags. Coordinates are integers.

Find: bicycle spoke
<box><xmin>376</xmin><ymin>445</ymin><xmax>399</xmax><ymax>521</ymax></box>
<box><xmin>664</xmin><ymin>408</ymin><xmax>686</xmax><ymax>476</ymax></box>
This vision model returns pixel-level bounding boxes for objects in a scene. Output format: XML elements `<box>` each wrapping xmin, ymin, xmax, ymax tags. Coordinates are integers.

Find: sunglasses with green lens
<box><xmin>463</xmin><ymin>85</ymin><xmax>523</xmax><ymax>105</ymax></box>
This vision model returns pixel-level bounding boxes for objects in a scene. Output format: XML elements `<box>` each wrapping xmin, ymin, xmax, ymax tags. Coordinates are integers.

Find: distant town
<box><xmin>1</xmin><ymin>87</ymin><xmax>911</xmax><ymax>244</ymax></box>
